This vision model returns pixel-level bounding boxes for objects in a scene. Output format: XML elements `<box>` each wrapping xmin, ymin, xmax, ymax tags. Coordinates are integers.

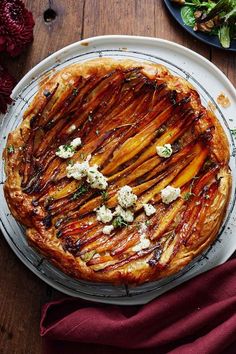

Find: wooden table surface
<box><xmin>0</xmin><ymin>1</ymin><xmax>235</xmax><ymax>353</ymax></box>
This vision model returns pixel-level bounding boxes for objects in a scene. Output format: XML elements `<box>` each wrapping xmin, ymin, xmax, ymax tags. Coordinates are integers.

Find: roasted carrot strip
<box><xmin>172</xmin><ymin>146</ymin><xmax>209</xmax><ymax>188</ymax></box>
<box><xmin>186</xmin><ymin>181</ymin><xmax>220</xmax><ymax>246</ymax></box>
<box><xmin>162</xmin><ymin>182</ymin><xmax>219</xmax><ymax>265</ymax></box>
<box><xmin>91</xmin><ymin>229</ymin><xmax>129</xmax><ymax>254</ymax></box>
<box><xmin>50</xmin><ymin>180</ymin><xmax>81</xmax><ymax>200</ymax></box>
<box><xmin>96</xmin><ymin>245</ymin><xmax>160</xmax><ymax>273</ymax></box>
<box><xmin>135</xmin><ymin>154</ymin><xmax>194</xmax><ymax>209</ymax></box>
<box><xmin>192</xmin><ymin>164</ymin><xmax>220</xmax><ymax>196</ymax></box>
<box><xmin>111</xmin><ymin>233</ymin><xmax>140</xmax><ymax>256</ymax></box>
<box><xmin>38</xmin><ymin>76</ymin><xmax>83</xmax><ymax>128</ymax></box>
<box><xmin>49</xmin><ymin>190</ymin><xmax>94</xmax><ymax>217</ymax></box>
<box><xmin>150</xmin><ymin>185</ymin><xmax>189</xmax><ymax>241</ymax></box>
<box><xmin>108</xmin><ymin>109</ymin><xmax>194</xmax><ymax>183</ymax></box>
<box><xmin>131</xmin><ymin>108</ymin><xmax>194</xmax><ymax>169</ymax></box>
<box><xmin>86</xmin><ymin>255</ymin><xmax>114</xmax><ymax>267</ymax></box>
<box><xmin>143</xmin><ymin>138</ymin><xmax>199</xmax><ymax>182</ymax></box>
<box><xmin>102</xmin><ymin>102</ymin><xmax>178</xmax><ymax>175</ymax></box>
<box><xmin>60</xmin><ymin>223</ymin><xmax>96</xmax><ymax>238</ymax></box>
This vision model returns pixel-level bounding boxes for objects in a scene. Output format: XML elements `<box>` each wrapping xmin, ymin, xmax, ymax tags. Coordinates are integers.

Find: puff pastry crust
<box><xmin>4</xmin><ymin>58</ymin><xmax>232</xmax><ymax>284</ymax></box>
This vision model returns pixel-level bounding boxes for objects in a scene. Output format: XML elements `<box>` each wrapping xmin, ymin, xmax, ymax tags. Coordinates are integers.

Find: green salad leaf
<box><xmin>181</xmin><ymin>6</ymin><xmax>196</xmax><ymax>27</ymax></box>
<box><xmin>218</xmin><ymin>24</ymin><xmax>231</xmax><ymax>47</ymax></box>
<box><xmin>178</xmin><ymin>0</ymin><xmax>236</xmax><ymax>48</ymax></box>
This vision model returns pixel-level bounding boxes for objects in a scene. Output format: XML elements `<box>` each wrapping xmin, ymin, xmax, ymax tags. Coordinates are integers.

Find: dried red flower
<box><xmin>0</xmin><ymin>0</ymin><xmax>35</xmax><ymax>56</ymax></box>
<box><xmin>0</xmin><ymin>65</ymin><xmax>15</xmax><ymax>114</ymax></box>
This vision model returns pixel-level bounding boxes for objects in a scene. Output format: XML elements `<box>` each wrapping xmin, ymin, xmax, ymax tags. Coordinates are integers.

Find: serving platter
<box><xmin>0</xmin><ymin>35</ymin><xmax>236</xmax><ymax>305</ymax></box>
<box><xmin>164</xmin><ymin>0</ymin><xmax>236</xmax><ymax>52</ymax></box>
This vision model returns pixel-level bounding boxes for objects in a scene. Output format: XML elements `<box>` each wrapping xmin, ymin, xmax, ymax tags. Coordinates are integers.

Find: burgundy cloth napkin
<box><xmin>40</xmin><ymin>259</ymin><xmax>236</xmax><ymax>354</ymax></box>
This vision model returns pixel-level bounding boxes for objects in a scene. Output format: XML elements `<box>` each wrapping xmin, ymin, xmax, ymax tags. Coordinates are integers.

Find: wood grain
<box><xmin>0</xmin><ymin>1</ymin><xmax>235</xmax><ymax>353</ymax></box>
<box><xmin>211</xmin><ymin>49</ymin><xmax>236</xmax><ymax>87</ymax></box>
<box><xmin>5</xmin><ymin>0</ymin><xmax>85</xmax><ymax>81</ymax></box>
<box><xmin>83</xmin><ymin>0</ymin><xmax>156</xmax><ymax>37</ymax></box>
<box><xmin>1</xmin><ymin>1</ymin><xmax>84</xmax><ymax>353</ymax></box>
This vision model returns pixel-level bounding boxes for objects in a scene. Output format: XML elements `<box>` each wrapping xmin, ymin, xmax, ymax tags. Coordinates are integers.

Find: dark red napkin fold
<box><xmin>40</xmin><ymin>260</ymin><xmax>236</xmax><ymax>354</ymax></box>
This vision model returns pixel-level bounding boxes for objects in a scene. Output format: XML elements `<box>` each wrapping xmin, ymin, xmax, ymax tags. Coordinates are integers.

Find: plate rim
<box><xmin>1</xmin><ymin>35</ymin><xmax>236</xmax><ymax>304</ymax></box>
<box><xmin>11</xmin><ymin>35</ymin><xmax>236</xmax><ymax>100</ymax></box>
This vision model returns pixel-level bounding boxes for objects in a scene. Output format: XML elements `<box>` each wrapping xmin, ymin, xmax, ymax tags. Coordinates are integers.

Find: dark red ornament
<box><xmin>0</xmin><ymin>0</ymin><xmax>35</xmax><ymax>56</ymax></box>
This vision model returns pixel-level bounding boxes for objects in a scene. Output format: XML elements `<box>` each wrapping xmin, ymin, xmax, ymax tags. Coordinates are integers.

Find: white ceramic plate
<box><xmin>1</xmin><ymin>35</ymin><xmax>236</xmax><ymax>305</ymax></box>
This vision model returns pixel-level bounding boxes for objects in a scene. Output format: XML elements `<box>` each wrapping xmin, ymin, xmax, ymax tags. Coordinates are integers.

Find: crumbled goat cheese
<box><xmin>143</xmin><ymin>203</ymin><xmax>156</xmax><ymax>216</ymax></box>
<box><xmin>56</xmin><ymin>145</ymin><xmax>75</xmax><ymax>159</ymax></box>
<box><xmin>132</xmin><ymin>234</ymin><xmax>150</xmax><ymax>252</ymax></box>
<box><xmin>70</xmin><ymin>137</ymin><xmax>82</xmax><ymax>148</ymax></box>
<box><xmin>161</xmin><ymin>185</ymin><xmax>181</xmax><ymax>204</ymax></box>
<box><xmin>96</xmin><ymin>205</ymin><xmax>113</xmax><ymax>223</ymax></box>
<box><xmin>138</xmin><ymin>222</ymin><xmax>148</xmax><ymax>234</ymax></box>
<box><xmin>66</xmin><ymin>160</ymin><xmax>89</xmax><ymax>180</ymax></box>
<box><xmin>102</xmin><ymin>225</ymin><xmax>114</xmax><ymax>235</ymax></box>
<box><xmin>66</xmin><ymin>155</ymin><xmax>107</xmax><ymax>190</ymax></box>
<box><xmin>114</xmin><ymin>205</ymin><xmax>134</xmax><ymax>223</ymax></box>
<box><xmin>117</xmin><ymin>185</ymin><xmax>137</xmax><ymax>208</ymax></box>
<box><xmin>56</xmin><ymin>137</ymin><xmax>82</xmax><ymax>159</ymax></box>
<box><xmin>156</xmin><ymin>144</ymin><xmax>173</xmax><ymax>158</ymax></box>
<box><xmin>86</xmin><ymin>165</ymin><xmax>108</xmax><ymax>190</ymax></box>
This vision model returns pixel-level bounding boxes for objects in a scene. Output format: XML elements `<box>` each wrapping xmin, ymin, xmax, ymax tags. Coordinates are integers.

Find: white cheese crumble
<box><xmin>156</xmin><ymin>144</ymin><xmax>173</xmax><ymax>158</ymax></box>
<box><xmin>114</xmin><ymin>205</ymin><xmax>134</xmax><ymax>223</ymax></box>
<box><xmin>56</xmin><ymin>137</ymin><xmax>82</xmax><ymax>159</ymax></box>
<box><xmin>66</xmin><ymin>156</ymin><xmax>107</xmax><ymax>190</ymax></box>
<box><xmin>138</xmin><ymin>222</ymin><xmax>148</xmax><ymax>234</ymax></box>
<box><xmin>143</xmin><ymin>203</ymin><xmax>156</xmax><ymax>216</ymax></box>
<box><xmin>132</xmin><ymin>234</ymin><xmax>150</xmax><ymax>252</ymax></box>
<box><xmin>70</xmin><ymin>137</ymin><xmax>82</xmax><ymax>148</ymax></box>
<box><xmin>161</xmin><ymin>185</ymin><xmax>181</xmax><ymax>204</ymax></box>
<box><xmin>102</xmin><ymin>225</ymin><xmax>114</xmax><ymax>235</ymax></box>
<box><xmin>117</xmin><ymin>185</ymin><xmax>137</xmax><ymax>209</ymax></box>
<box><xmin>96</xmin><ymin>205</ymin><xmax>113</xmax><ymax>223</ymax></box>
<box><xmin>86</xmin><ymin>165</ymin><xmax>108</xmax><ymax>190</ymax></box>
<box><xmin>66</xmin><ymin>160</ymin><xmax>89</xmax><ymax>180</ymax></box>
<box><xmin>56</xmin><ymin>145</ymin><xmax>75</xmax><ymax>159</ymax></box>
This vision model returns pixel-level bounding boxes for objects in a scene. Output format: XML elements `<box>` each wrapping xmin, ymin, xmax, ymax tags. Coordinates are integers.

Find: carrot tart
<box><xmin>4</xmin><ymin>58</ymin><xmax>231</xmax><ymax>284</ymax></box>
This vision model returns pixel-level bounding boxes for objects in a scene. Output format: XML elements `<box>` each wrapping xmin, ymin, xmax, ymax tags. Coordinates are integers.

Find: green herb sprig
<box><xmin>7</xmin><ymin>145</ymin><xmax>15</xmax><ymax>154</ymax></box>
<box><xmin>112</xmin><ymin>216</ymin><xmax>128</xmax><ymax>228</ymax></box>
<box><xmin>71</xmin><ymin>185</ymin><xmax>88</xmax><ymax>200</ymax></box>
